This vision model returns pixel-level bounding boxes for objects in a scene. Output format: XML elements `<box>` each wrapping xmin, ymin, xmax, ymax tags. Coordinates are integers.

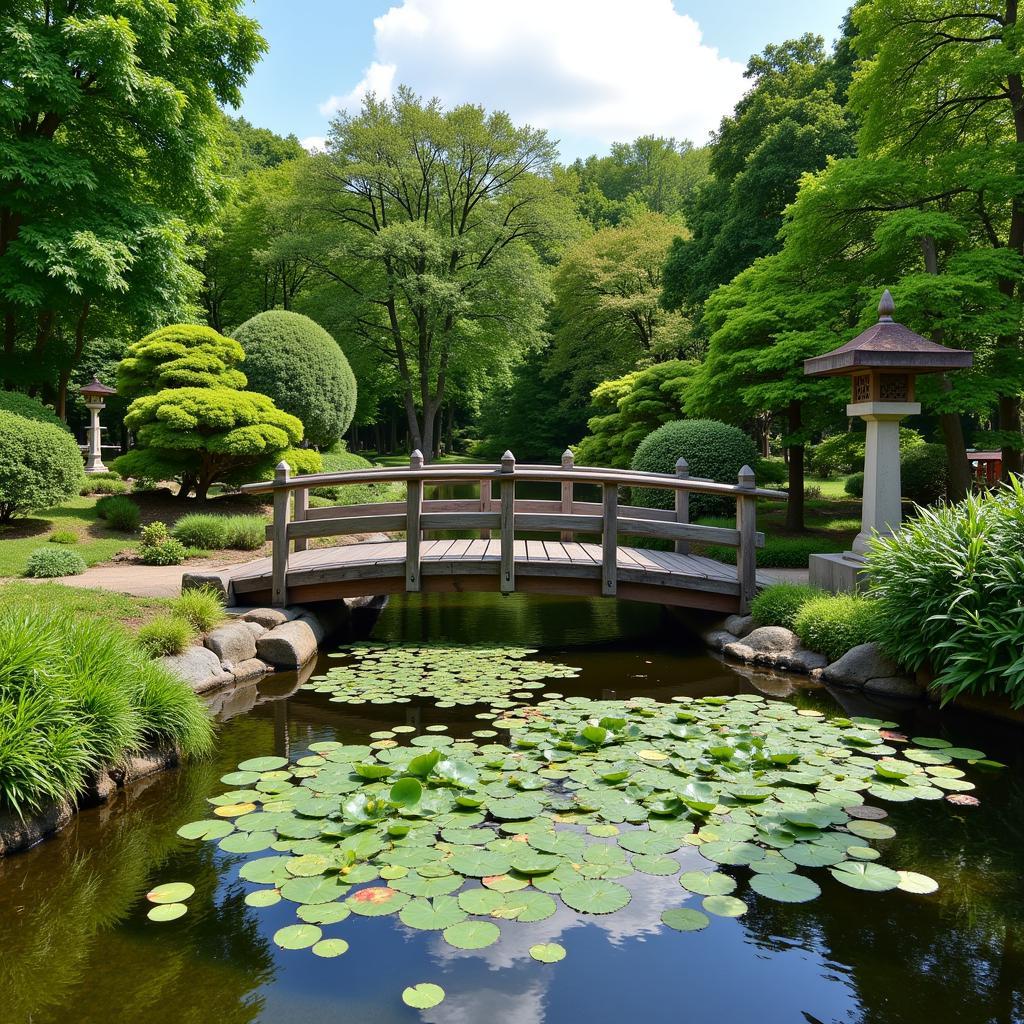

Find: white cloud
<box><xmin>300</xmin><ymin>134</ymin><xmax>328</xmax><ymax>152</ymax></box>
<box><xmin>318</xmin><ymin>0</ymin><xmax>747</xmax><ymax>157</ymax></box>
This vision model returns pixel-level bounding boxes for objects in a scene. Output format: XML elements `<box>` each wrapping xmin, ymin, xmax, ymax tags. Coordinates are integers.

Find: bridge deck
<box><xmin>204</xmin><ymin>539</ymin><xmax>777</xmax><ymax>613</ymax></box>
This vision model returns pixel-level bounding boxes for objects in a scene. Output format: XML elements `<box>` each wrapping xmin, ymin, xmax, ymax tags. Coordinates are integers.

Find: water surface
<box><xmin>1</xmin><ymin>593</ymin><xmax>1021</xmax><ymax>1024</ymax></box>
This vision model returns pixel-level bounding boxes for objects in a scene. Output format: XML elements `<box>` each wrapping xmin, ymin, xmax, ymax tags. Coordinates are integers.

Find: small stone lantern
<box><xmin>79</xmin><ymin>376</ymin><xmax>117</xmax><ymax>474</ymax></box>
<box><xmin>803</xmin><ymin>291</ymin><xmax>972</xmax><ymax>591</ymax></box>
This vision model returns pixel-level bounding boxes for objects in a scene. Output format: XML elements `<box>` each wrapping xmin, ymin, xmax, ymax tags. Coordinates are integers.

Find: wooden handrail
<box><xmin>264</xmin><ymin>450</ymin><xmax>781</xmax><ymax>610</ymax></box>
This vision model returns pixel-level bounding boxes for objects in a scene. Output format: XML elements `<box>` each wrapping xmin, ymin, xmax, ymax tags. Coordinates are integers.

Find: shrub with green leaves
<box><xmin>844</xmin><ymin>472</ymin><xmax>864</xmax><ymax>498</ymax></box>
<box><xmin>901</xmin><ymin>443</ymin><xmax>947</xmax><ymax>505</ymax></box>
<box><xmin>810</xmin><ymin>428</ymin><xmax>923</xmax><ymax>478</ymax></box>
<box><xmin>138</xmin><ymin>522</ymin><xmax>187</xmax><ymax>566</ymax></box>
<box><xmin>169</xmin><ymin>588</ymin><xmax>225</xmax><ymax>633</ymax></box>
<box><xmin>311</xmin><ymin>444</ymin><xmax>404</xmax><ymax>506</ymax></box>
<box><xmin>630</xmin><ymin>419</ymin><xmax>758</xmax><ymax>518</ymax></box>
<box><xmin>867</xmin><ymin>477</ymin><xmax>1024</xmax><ymax>706</ymax></box>
<box><xmin>750</xmin><ymin>584</ymin><xmax>822</xmax><ymax>630</ymax></box>
<box><xmin>95</xmin><ymin>495</ymin><xmax>140</xmax><ymax>532</ymax></box>
<box><xmin>0</xmin><ymin>391</ymin><xmax>68</xmax><ymax>430</ymax></box>
<box><xmin>81</xmin><ymin>476</ymin><xmax>129</xmax><ymax>496</ymax></box>
<box><xmin>0</xmin><ymin>410</ymin><xmax>85</xmax><ymax>523</ymax></box>
<box><xmin>48</xmin><ymin>530</ymin><xmax>78</xmax><ymax>545</ymax></box>
<box><xmin>792</xmin><ymin>594</ymin><xmax>885</xmax><ymax>662</ymax></box>
<box><xmin>233</xmin><ymin>310</ymin><xmax>358</xmax><ymax>449</ymax></box>
<box><xmin>171</xmin><ymin>513</ymin><xmax>266</xmax><ymax>551</ymax></box>
<box><xmin>136</xmin><ymin>616</ymin><xmax>197</xmax><ymax>658</ymax></box>
<box><xmin>0</xmin><ymin>605</ymin><xmax>213</xmax><ymax>815</ymax></box>
<box><xmin>24</xmin><ymin>547</ymin><xmax>87</xmax><ymax>578</ymax></box>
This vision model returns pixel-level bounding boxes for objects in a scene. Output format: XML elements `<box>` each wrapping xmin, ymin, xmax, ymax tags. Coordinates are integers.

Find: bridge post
<box><xmin>271</xmin><ymin>461</ymin><xmax>291</xmax><ymax>607</ymax></box>
<box><xmin>292</xmin><ymin>485</ymin><xmax>308</xmax><ymax>553</ymax></box>
<box><xmin>674</xmin><ymin>457</ymin><xmax>690</xmax><ymax>555</ymax></box>
<box><xmin>500</xmin><ymin>450</ymin><xmax>516</xmax><ymax>593</ymax></box>
<box><xmin>602</xmin><ymin>482</ymin><xmax>618</xmax><ymax>596</ymax></box>
<box><xmin>406</xmin><ymin>449</ymin><xmax>424</xmax><ymax>592</ymax></box>
<box><xmin>560</xmin><ymin>449</ymin><xmax>574</xmax><ymax>541</ymax></box>
<box><xmin>479</xmin><ymin>476</ymin><xmax>491</xmax><ymax>539</ymax></box>
<box><xmin>736</xmin><ymin>465</ymin><xmax>757</xmax><ymax>613</ymax></box>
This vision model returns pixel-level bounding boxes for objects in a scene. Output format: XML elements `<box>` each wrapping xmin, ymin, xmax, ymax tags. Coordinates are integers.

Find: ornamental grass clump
<box><xmin>750</xmin><ymin>584</ymin><xmax>822</xmax><ymax>630</ymax></box>
<box><xmin>867</xmin><ymin>477</ymin><xmax>1024</xmax><ymax>706</ymax></box>
<box><xmin>792</xmin><ymin>594</ymin><xmax>885</xmax><ymax>662</ymax></box>
<box><xmin>95</xmin><ymin>494</ymin><xmax>141</xmax><ymax>531</ymax></box>
<box><xmin>0</xmin><ymin>606</ymin><xmax>213</xmax><ymax>815</ymax></box>
<box><xmin>136</xmin><ymin>616</ymin><xmax>197</xmax><ymax>658</ymax></box>
<box><xmin>168</xmin><ymin>587</ymin><xmax>225</xmax><ymax>633</ymax></box>
<box><xmin>171</xmin><ymin>513</ymin><xmax>266</xmax><ymax>551</ymax></box>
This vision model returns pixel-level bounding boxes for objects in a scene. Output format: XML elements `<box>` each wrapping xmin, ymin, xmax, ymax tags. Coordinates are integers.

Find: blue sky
<box><xmin>238</xmin><ymin>0</ymin><xmax>852</xmax><ymax>161</ymax></box>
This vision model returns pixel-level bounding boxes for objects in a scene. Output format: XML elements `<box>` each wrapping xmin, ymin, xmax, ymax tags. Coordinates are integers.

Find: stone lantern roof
<box><xmin>804</xmin><ymin>290</ymin><xmax>973</xmax><ymax>377</ymax></box>
<box><xmin>79</xmin><ymin>376</ymin><xmax>117</xmax><ymax>397</ymax></box>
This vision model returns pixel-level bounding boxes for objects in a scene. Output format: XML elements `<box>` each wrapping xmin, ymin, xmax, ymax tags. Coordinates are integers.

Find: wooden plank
<box><xmin>561</xmin><ymin>541</ymin><xmax>596</xmax><ymax>563</ymax></box>
<box><xmin>602</xmin><ymin>482</ymin><xmax>617</xmax><ymax>596</ymax></box>
<box><xmin>293</xmin><ymin>487</ymin><xmax>309</xmax><ymax>552</ymax></box>
<box><xmin>406</xmin><ymin>454</ymin><xmax>423</xmax><ymax>592</ymax></box>
<box><xmin>305</xmin><ymin>500</ymin><xmax>405</xmax><ymax>521</ymax></box>
<box><xmin>445</xmin><ymin>538</ymin><xmax>473</xmax><ymax>559</ymax></box>
<box><xmin>514</xmin><ymin>512</ymin><xmax>603</xmax><ymax>534</ymax></box>
<box><xmin>615</xmin><ymin>516</ymin><xmax>742</xmax><ymax>546</ymax></box>
<box><xmin>736</xmin><ymin>466</ymin><xmax>757</xmax><ymax>613</ymax></box>
<box><xmin>289</xmin><ymin>514</ymin><xmax>407</xmax><ymax>539</ymax></box>
<box><xmin>271</xmin><ymin>462</ymin><xmax>291</xmax><ymax>607</ymax></box>
<box><xmin>420</xmin><ymin>511</ymin><xmax>501</xmax><ymax>531</ymax></box>
<box><xmin>560</xmin><ymin>449</ymin><xmax>574</xmax><ymax>542</ymax></box>
<box><xmin>542</xmin><ymin>540</ymin><xmax>571</xmax><ymax>562</ymax></box>
<box><xmin>461</xmin><ymin>539</ymin><xmax>490</xmax><ymax>559</ymax></box>
<box><xmin>674</xmin><ymin>458</ymin><xmax>689</xmax><ymax>556</ymax></box>
<box><xmin>479</xmin><ymin>478</ymin><xmax>491</xmax><ymax>539</ymax></box>
<box><xmin>526</xmin><ymin>540</ymin><xmax>547</xmax><ymax>561</ymax></box>
<box><xmin>500</xmin><ymin>468</ymin><xmax>515</xmax><ymax>593</ymax></box>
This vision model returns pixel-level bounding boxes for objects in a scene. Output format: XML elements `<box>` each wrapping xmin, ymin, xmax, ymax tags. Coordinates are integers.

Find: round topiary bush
<box><xmin>792</xmin><ymin>594</ymin><xmax>885</xmax><ymax>662</ymax></box>
<box><xmin>630</xmin><ymin>419</ymin><xmax>759</xmax><ymax>518</ymax></box>
<box><xmin>24</xmin><ymin>546</ymin><xmax>88</xmax><ymax>578</ymax></box>
<box><xmin>232</xmin><ymin>311</ymin><xmax>357</xmax><ymax>449</ymax></box>
<box><xmin>0</xmin><ymin>391</ymin><xmax>68</xmax><ymax>430</ymax></box>
<box><xmin>901</xmin><ymin>443</ymin><xmax>948</xmax><ymax>506</ymax></box>
<box><xmin>844</xmin><ymin>472</ymin><xmax>864</xmax><ymax>498</ymax></box>
<box><xmin>0</xmin><ymin>411</ymin><xmax>85</xmax><ymax>523</ymax></box>
<box><xmin>750</xmin><ymin>583</ymin><xmax>823</xmax><ymax>630</ymax></box>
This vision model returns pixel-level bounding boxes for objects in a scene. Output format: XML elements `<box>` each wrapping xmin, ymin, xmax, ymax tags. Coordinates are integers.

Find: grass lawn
<box><xmin>0</xmin><ymin>580</ymin><xmax>170</xmax><ymax>629</ymax></box>
<box><xmin>0</xmin><ymin>495</ymin><xmax>139</xmax><ymax>577</ymax></box>
<box><xmin>363</xmin><ymin>451</ymin><xmax>479</xmax><ymax>467</ymax></box>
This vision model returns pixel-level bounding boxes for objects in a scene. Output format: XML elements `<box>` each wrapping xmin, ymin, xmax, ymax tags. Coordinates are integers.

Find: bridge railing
<box><xmin>240</xmin><ymin>449</ymin><xmax>786</xmax><ymax>610</ymax></box>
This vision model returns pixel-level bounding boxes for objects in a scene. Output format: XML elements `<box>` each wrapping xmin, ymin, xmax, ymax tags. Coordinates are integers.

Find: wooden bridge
<box><xmin>200</xmin><ymin>451</ymin><xmax>785</xmax><ymax>614</ymax></box>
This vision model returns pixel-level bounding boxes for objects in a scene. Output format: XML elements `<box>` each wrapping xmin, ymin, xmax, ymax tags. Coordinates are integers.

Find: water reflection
<box><xmin>0</xmin><ymin>592</ymin><xmax>1022</xmax><ymax>1024</ymax></box>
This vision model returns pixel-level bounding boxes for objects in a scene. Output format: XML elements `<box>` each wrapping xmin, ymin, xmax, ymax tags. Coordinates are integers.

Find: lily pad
<box><xmin>402</xmin><ymin>983</ymin><xmax>445</xmax><ymax>1009</ymax></box>
<box><xmin>702</xmin><ymin>894</ymin><xmax>747</xmax><ymax>917</ymax></box>
<box><xmin>442</xmin><ymin>920</ymin><xmax>500</xmax><ymax>949</ymax></box>
<box><xmin>530</xmin><ymin>942</ymin><xmax>566</xmax><ymax>963</ymax></box>
<box><xmin>679</xmin><ymin>871</ymin><xmax>735</xmax><ymax>896</ymax></box>
<box><xmin>312</xmin><ymin>938</ymin><xmax>349</xmax><ymax>958</ymax></box>
<box><xmin>896</xmin><ymin>870</ymin><xmax>939</xmax><ymax>894</ymax></box>
<box><xmin>748</xmin><ymin>872</ymin><xmax>821</xmax><ymax>903</ymax></box>
<box><xmin>829</xmin><ymin>861</ymin><xmax>901</xmax><ymax>892</ymax></box>
<box><xmin>560</xmin><ymin>879</ymin><xmax>630</xmax><ymax>914</ymax></box>
<box><xmin>273</xmin><ymin>924</ymin><xmax>322</xmax><ymax>949</ymax></box>
<box><xmin>147</xmin><ymin>902</ymin><xmax>187</xmax><ymax>922</ymax></box>
<box><xmin>661</xmin><ymin>907</ymin><xmax>710</xmax><ymax>932</ymax></box>
<box><xmin>146</xmin><ymin>882</ymin><xmax>195</xmax><ymax>904</ymax></box>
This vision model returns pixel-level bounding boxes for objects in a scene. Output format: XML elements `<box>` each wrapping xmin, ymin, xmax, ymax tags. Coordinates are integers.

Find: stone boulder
<box><xmin>723</xmin><ymin>626</ymin><xmax>828</xmax><ymax>674</ymax></box>
<box><xmin>204</xmin><ymin>621</ymin><xmax>258</xmax><ymax>666</ymax></box>
<box><xmin>822</xmin><ymin>643</ymin><xmax>901</xmax><ymax>688</ymax></box>
<box><xmin>257</xmin><ymin>619</ymin><xmax>319</xmax><ymax>668</ymax></box>
<box><xmin>158</xmin><ymin>646</ymin><xmax>233</xmax><ymax>694</ymax></box>
<box><xmin>0</xmin><ymin>801</ymin><xmax>74</xmax><ymax>857</ymax></box>
<box><xmin>237</xmin><ymin>607</ymin><xmax>297</xmax><ymax>629</ymax></box>
<box><xmin>864</xmin><ymin>675</ymin><xmax>924</xmax><ymax>698</ymax></box>
<box><xmin>232</xmin><ymin>658</ymin><xmax>271</xmax><ymax>683</ymax></box>
<box><xmin>723</xmin><ymin>614</ymin><xmax>755</xmax><ymax>639</ymax></box>
<box><xmin>702</xmin><ymin>628</ymin><xmax>738</xmax><ymax>653</ymax></box>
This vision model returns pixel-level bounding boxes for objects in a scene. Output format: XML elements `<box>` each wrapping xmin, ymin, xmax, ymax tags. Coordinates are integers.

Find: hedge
<box><xmin>0</xmin><ymin>411</ymin><xmax>85</xmax><ymax>523</ymax></box>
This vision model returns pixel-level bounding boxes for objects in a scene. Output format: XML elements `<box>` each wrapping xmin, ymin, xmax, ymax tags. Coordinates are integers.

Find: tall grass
<box><xmin>0</xmin><ymin>605</ymin><xmax>214</xmax><ymax>816</ymax></box>
<box><xmin>171</xmin><ymin>513</ymin><xmax>266</xmax><ymax>550</ymax></box>
<box><xmin>867</xmin><ymin>477</ymin><xmax>1024</xmax><ymax>706</ymax></box>
<box><xmin>169</xmin><ymin>587</ymin><xmax>226</xmax><ymax>632</ymax></box>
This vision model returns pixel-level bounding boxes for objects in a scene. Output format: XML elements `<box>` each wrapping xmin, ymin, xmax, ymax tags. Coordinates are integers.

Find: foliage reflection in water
<box><xmin>0</xmin><ymin>592</ymin><xmax>1022</xmax><ymax>1024</ymax></box>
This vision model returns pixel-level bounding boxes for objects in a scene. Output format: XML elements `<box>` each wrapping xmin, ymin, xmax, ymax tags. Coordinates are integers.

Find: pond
<box><xmin>1</xmin><ymin>592</ymin><xmax>1022</xmax><ymax>1024</ymax></box>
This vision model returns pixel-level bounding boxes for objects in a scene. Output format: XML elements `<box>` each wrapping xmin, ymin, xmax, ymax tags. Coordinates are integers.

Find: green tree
<box><xmin>548</xmin><ymin>210</ymin><xmax>696</xmax><ymax>403</ymax></box>
<box><xmin>843</xmin><ymin>0</ymin><xmax>1024</xmax><ymax>478</ymax></box>
<box><xmin>0</xmin><ymin>1</ymin><xmax>265</xmax><ymax>414</ymax></box>
<box><xmin>661</xmin><ymin>32</ymin><xmax>857</xmax><ymax>319</ymax></box>
<box><xmin>298</xmin><ymin>88</ymin><xmax>576</xmax><ymax>460</ymax></box>
<box><xmin>574</xmin><ymin>359</ymin><xmax>696</xmax><ymax>467</ymax></box>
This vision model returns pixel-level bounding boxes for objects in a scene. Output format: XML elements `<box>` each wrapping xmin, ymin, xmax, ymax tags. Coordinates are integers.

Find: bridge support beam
<box><xmin>271</xmin><ymin>461</ymin><xmax>291</xmax><ymax>607</ymax></box>
<box><xmin>602</xmin><ymin>482</ymin><xmax>618</xmax><ymax>596</ymax></box>
<box><xmin>406</xmin><ymin>450</ymin><xmax>423</xmax><ymax>592</ymax></box>
<box><xmin>736</xmin><ymin>465</ymin><xmax>757</xmax><ymax>613</ymax></box>
<box><xmin>500</xmin><ymin>450</ymin><xmax>515</xmax><ymax>593</ymax></box>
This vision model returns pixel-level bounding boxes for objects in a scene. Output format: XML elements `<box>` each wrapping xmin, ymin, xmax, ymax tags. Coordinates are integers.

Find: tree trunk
<box><xmin>998</xmin><ymin>396</ymin><xmax>1023</xmax><ymax>478</ymax></box>
<box><xmin>938</xmin><ymin>377</ymin><xmax>971</xmax><ymax>499</ymax></box>
<box><xmin>785</xmin><ymin>399</ymin><xmax>805</xmax><ymax>532</ymax></box>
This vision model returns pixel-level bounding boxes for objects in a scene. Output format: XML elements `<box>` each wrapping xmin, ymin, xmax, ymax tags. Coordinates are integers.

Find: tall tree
<box><xmin>661</xmin><ymin>32</ymin><xmax>857</xmax><ymax>319</ymax></box>
<box><xmin>300</xmin><ymin>88</ymin><xmax>576</xmax><ymax>459</ymax></box>
<box><xmin>848</xmin><ymin>0</ymin><xmax>1024</xmax><ymax>477</ymax></box>
<box><xmin>548</xmin><ymin>210</ymin><xmax>696</xmax><ymax>404</ymax></box>
<box><xmin>0</xmin><ymin>1</ymin><xmax>265</xmax><ymax>414</ymax></box>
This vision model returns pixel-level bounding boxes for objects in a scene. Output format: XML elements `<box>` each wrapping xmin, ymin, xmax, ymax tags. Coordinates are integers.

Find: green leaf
<box><xmin>389</xmin><ymin>777</ymin><xmax>423</xmax><ymax>807</ymax></box>
<box><xmin>679</xmin><ymin>871</ymin><xmax>735</xmax><ymax>896</ymax></box>
<box><xmin>402</xmin><ymin>983</ymin><xmax>445</xmax><ymax>1009</ymax></box>
<box><xmin>273</xmin><ymin>924</ymin><xmax>322</xmax><ymax>949</ymax></box>
<box><xmin>146</xmin><ymin>882</ymin><xmax>195</xmax><ymax>904</ymax></box>
<box><xmin>442</xmin><ymin>920</ymin><xmax>500</xmax><ymax>949</ymax></box>
<box><xmin>560</xmin><ymin>879</ymin><xmax>631</xmax><ymax>914</ymax></box>
<box><xmin>702</xmin><ymin>894</ymin><xmax>747</xmax><ymax>917</ymax></box>
<box><xmin>530</xmin><ymin>942</ymin><xmax>566</xmax><ymax>963</ymax></box>
<box><xmin>829</xmin><ymin>861</ymin><xmax>901</xmax><ymax>892</ymax></box>
<box><xmin>661</xmin><ymin>907</ymin><xmax>710</xmax><ymax>931</ymax></box>
<box><xmin>749</xmin><ymin>872</ymin><xmax>821</xmax><ymax>903</ymax></box>
<box><xmin>147</xmin><ymin>903</ymin><xmax>187</xmax><ymax>922</ymax></box>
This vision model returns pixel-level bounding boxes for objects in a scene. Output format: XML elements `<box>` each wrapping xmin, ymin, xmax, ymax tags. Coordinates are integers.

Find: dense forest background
<box><xmin>4</xmin><ymin>0</ymin><xmax>1023</xmax><ymax>530</ymax></box>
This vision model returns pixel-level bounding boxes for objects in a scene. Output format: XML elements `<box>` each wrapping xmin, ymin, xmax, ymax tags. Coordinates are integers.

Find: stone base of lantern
<box><xmin>808</xmin><ymin>552</ymin><xmax>869</xmax><ymax>595</ymax></box>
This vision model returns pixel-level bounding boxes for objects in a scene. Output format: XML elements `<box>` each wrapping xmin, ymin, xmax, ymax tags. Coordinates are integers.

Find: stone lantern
<box><xmin>79</xmin><ymin>376</ymin><xmax>117</xmax><ymax>474</ymax></box>
<box><xmin>803</xmin><ymin>290</ymin><xmax>972</xmax><ymax>592</ymax></box>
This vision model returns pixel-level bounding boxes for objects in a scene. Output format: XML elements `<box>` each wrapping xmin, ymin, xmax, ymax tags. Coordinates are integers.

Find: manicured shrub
<box><xmin>311</xmin><ymin>444</ymin><xmax>404</xmax><ymax>505</ymax></box>
<box><xmin>0</xmin><ymin>605</ymin><xmax>213</xmax><ymax>814</ymax></box>
<box><xmin>0</xmin><ymin>391</ymin><xmax>67</xmax><ymax>430</ymax></box>
<box><xmin>136</xmin><ymin>615</ymin><xmax>197</xmax><ymax>658</ymax></box>
<box><xmin>169</xmin><ymin>587</ymin><xmax>226</xmax><ymax>633</ymax></box>
<box><xmin>750</xmin><ymin>583</ymin><xmax>823</xmax><ymax>630</ymax></box>
<box><xmin>223</xmin><ymin>514</ymin><xmax>266</xmax><ymax>550</ymax></box>
<box><xmin>171</xmin><ymin>514</ymin><xmax>228</xmax><ymax>549</ymax></box>
<box><xmin>232</xmin><ymin>310</ymin><xmax>358</xmax><ymax>449</ymax></box>
<box><xmin>81</xmin><ymin>477</ymin><xmax>129</xmax><ymax>496</ymax></box>
<box><xmin>48</xmin><ymin>530</ymin><xmax>78</xmax><ymax>545</ymax></box>
<box><xmin>792</xmin><ymin>594</ymin><xmax>885</xmax><ymax>662</ymax></box>
<box><xmin>755</xmin><ymin>458</ymin><xmax>788</xmax><ymax>486</ymax></box>
<box><xmin>138</xmin><ymin>522</ymin><xmax>187</xmax><ymax>565</ymax></box>
<box><xmin>867</xmin><ymin>477</ymin><xmax>1024</xmax><ymax>706</ymax></box>
<box><xmin>630</xmin><ymin>419</ymin><xmax>759</xmax><ymax>519</ymax></box>
<box><xmin>901</xmin><ymin>443</ymin><xmax>947</xmax><ymax>505</ymax></box>
<box><xmin>844</xmin><ymin>472</ymin><xmax>864</xmax><ymax>498</ymax></box>
<box><xmin>24</xmin><ymin>547</ymin><xmax>87</xmax><ymax>578</ymax></box>
<box><xmin>0</xmin><ymin>410</ymin><xmax>85</xmax><ymax>522</ymax></box>
<box><xmin>99</xmin><ymin>495</ymin><xmax>140</xmax><ymax>532</ymax></box>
